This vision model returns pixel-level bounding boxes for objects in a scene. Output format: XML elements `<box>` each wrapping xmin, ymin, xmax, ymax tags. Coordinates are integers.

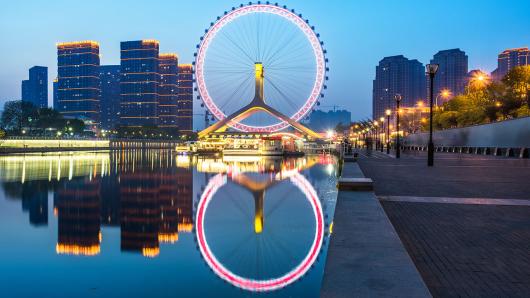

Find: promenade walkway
<box><xmin>321</xmin><ymin>158</ymin><xmax>431</xmax><ymax>297</ymax></box>
<box><xmin>358</xmin><ymin>150</ymin><xmax>530</xmax><ymax>297</ymax></box>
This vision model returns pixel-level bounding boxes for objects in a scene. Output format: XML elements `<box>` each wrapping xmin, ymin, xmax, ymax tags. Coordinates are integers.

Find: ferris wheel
<box><xmin>194</xmin><ymin>3</ymin><xmax>328</xmax><ymax>135</ymax></box>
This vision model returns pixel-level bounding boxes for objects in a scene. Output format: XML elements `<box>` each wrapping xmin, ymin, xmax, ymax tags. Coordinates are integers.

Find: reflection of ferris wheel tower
<box><xmin>195</xmin><ymin>3</ymin><xmax>328</xmax><ymax>139</ymax></box>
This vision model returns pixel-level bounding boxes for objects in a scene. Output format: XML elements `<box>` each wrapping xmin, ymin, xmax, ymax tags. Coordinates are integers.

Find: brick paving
<box><xmin>357</xmin><ymin>151</ymin><xmax>530</xmax><ymax>297</ymax></box>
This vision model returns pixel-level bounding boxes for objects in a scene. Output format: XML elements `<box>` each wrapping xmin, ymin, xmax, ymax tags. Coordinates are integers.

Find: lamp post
<box><xmin>394</xmin><ymin>94</ymin><xmax>402</xmax><ymax>158</ymax></box>
<box><xmin>385</xmin><ymin>109</ymin><xmax>391</xmax><ymax>154</ymax></box>
<box><xmin>373</xmin><ymin>120</ymin><xmax>379</xmax><ymax>151</ymax></box>
<box><xmin>426</xmin><ymin>64</ymin><xmax>439</xmax><ymax>166</ymax></box>
<box><xmin>379</xmin><ymin>117</ymin><xmax>385</xmax><ymax>152</ymax></box>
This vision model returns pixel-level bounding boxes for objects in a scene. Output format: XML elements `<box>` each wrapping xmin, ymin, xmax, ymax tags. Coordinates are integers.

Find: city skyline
<box><xmin>1</xmin><ymin>0</ymin><xmax>530</xmax><ymax>130</ymax></box>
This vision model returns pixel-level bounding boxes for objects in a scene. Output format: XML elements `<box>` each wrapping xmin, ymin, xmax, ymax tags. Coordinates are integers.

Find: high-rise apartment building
<box><xmin>177</xmin><ymin>64</ymin><xmax>193</xmax><ymax>132</ymax></box>
<box><xmin>372</xmin><ymin>55</ymin><xmax>426</xmax><ymax>120</ymax></box>
<box><xmin>99</xmin><ymin>65</ymin><xmax>121</xmax><ymax>130</ymax></box>
<box><xmin>158</xmin><ymin>54</ymin><xmax>179</xmax><ymax>129</ymax></box>
<box><xmin>52</xmin><ymin>78</ymin><xmax>58</xmax><ymax>109</ymax></box>
<box><xmin>56</xmin><ymin>41</ymin><xmax>101</xmax><ymax>126</ymax></box>
<box><xmin>308</xmin><ymin>109</ymin><xmax>351</xmax><ymax>132</ymax></box>
<box><xmin>492</xmin><ymin>47</ymin><xmax>530</xmax><ymax>81</ymax></box>
<box><xmin>429</xmin><ymin>48</ymin><xmax>468</xmax><ymax>99</ymax></box>
<box><xmin>120</xmin><ymin>40</ymin><xmax>160</xmax><ymax>127</ymax></box>
<box><xmin>21</xmin><ymin>66</ymin><xmax>48</xmax><ymax>108</ymax></box>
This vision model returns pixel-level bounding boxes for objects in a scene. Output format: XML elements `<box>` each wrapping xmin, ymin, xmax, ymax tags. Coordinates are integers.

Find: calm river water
<box><xmin>0</xmin><ymin>150</ymin><xmax>338</xmax><ymax>297</ymax></box>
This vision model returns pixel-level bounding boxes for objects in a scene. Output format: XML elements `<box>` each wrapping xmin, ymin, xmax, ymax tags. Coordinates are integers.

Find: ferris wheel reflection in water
<box><xmin>196</xmin><ymin>162</ymin><xmax>327</xmax><ymax>292</ymax></box>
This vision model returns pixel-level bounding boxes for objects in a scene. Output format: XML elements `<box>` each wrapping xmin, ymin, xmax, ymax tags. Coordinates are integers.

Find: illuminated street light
<box><xmin>326</xmin><ymin>130</ymin><xmax>334</xmax><ymax>139</ymax></box>
<box><xmin>379</xmin><ymin>116</ymin><xmax>385</xmax><ymax>152</ymax></box>
<box><xmin>394</xmin><ymin>94</ymin><xmax>402</xmax><ymax>158</ymax></box>
<box><xmin>426</xmin><ymin>63</ymin><xmax>439</xmax><ymax>167</ymax></box>
<box><xmin>385</xmin><ymin>109</ymin><xmax>391</xmax><ymax>154</ymax></box>
<box><xmin>435</xmin><ymin>89</ymin><xmax>452</xmax><ymax>108</ymax></box>
<box><xmin>470</xmin><ymin>70</ymin><xmax>491</xmax><ymax>89</ymax></box>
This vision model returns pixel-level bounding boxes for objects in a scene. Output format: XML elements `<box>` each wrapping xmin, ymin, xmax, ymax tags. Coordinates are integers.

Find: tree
<box><xmin>35</xmin><ymin>108</ymin><xmax>64</xmax><ymax>130</ymax></box>
<box><xmin>0</xmin><ymin>100</ymin><xmax>38</xmax><ymax>132</ymax></box>
<box><xmin>503</xmin><ymin>65</ymin><xmax>530</xmax><ymax>107</ymax></box>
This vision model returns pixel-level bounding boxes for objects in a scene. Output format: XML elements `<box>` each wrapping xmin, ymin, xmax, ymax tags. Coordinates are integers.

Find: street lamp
<box><xmin>374</xmin><ymin>120</ymin><xmax>379</xmax><ymax>151</ymax></box>
<box><xmin>379</xmin><ymin>116</ymin><xmax>385</xmax><ymax>152</ymax></box>
<box><xmin>436</xmin><ymin>89</ymin><xmax>451</xmax><ymax>108</ymax></box>
<box><xmin>394</xmin><ymin>94</ymin><xmax>402</xmax><ymax>158</ymax></box>
<box><xmin>385</xmin><ymin>109</ymin><xmax>391</xmax><ymax>154</ymax></box>
<box><xmin>426</xmin><ymin>63</ymin><xmax>439</xmax><ymax>166</ymax></box>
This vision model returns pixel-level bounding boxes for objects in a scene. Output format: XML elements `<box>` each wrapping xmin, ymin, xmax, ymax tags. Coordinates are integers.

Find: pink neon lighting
<box><xmin>195</xmin><ymin>4</ymin><xmax>326</xmax><ymax>132</ymax></box>
<box><xmin>196</xmin><ymin>173</ymin><xmax>325</xmax><ymax>291</ymax></box>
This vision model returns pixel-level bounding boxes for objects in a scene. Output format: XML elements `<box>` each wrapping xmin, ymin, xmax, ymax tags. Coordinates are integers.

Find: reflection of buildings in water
<box><xmin>2</xmin><ymin>180</ymin><xmax>49</xmax><ymax>226</ymax></box>
<box><xmin>176</xmin><ymin>167</ymin><xmax>193</xmax><ymax>233</ymax></box>
<box><xmin>55</xmin><ymin>178</ymin><xmax>101</xmax><ymax>256</ymax></box>
<box><xmin>117</xmin><ymin>150</ymin><xmax>194</xmax><ymax>257</ymax></box>
<box><xmin>0</xmin><ymin>153</ymin><xmax>110</xmax><ymax>183</ymax></box>
<box><xmin>120</xmin><ymin>170</ymin><xmax>161</xmax><ymax>257</ymax></box>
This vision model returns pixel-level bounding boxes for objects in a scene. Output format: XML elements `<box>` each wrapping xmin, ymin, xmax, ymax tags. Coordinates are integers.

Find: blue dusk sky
<box><xmin>1</xmin><ymin>0</ymin><xmax>529</xmax><ymax>129</ymax></box>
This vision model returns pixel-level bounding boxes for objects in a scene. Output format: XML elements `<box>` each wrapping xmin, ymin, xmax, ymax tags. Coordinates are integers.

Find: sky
<box><xmin>1</xmin><ymin>0</ymin><xmax>530</xmax><ymax>130</ymax></box>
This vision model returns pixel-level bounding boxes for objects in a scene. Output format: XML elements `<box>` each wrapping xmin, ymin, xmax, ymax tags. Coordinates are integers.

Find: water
<box><xmin>0</xmin><ymin>150</ymin><xmax>338</xmax><ymax>297</ymax></box>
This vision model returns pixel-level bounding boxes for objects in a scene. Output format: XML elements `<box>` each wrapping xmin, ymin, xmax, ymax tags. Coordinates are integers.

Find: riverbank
<box><xmin>0</xmin><ymin>138</ymin><xmax>180</xmax><ymax>154</ymax></box>
<box><xmin>320</xmin><ymin>157</ymin><xmax>430</xmax><ymax>297</ymax></box>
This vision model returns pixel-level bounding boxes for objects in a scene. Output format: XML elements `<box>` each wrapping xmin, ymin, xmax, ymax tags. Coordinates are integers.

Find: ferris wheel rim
<box><xmin>195</xmin><ymin>172</ymin><xmax>325</xmax><ymax>291</ymax></box>
<box><xmin>195</xmin><ymin>3</ymin><xmax>327</xmax><ymax>132</ymax></box>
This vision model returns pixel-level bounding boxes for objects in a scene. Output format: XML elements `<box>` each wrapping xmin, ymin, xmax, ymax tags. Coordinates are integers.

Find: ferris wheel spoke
<box><xmin>265</xmin><ymin>77</ymin><xmax>297</xmax><ymax>105</ymax></box>
<box><xmin>218</xmin><ymin>232</ymin><xmax>255</xmax><ymax>263</ymax></box>
<box><xmin>264</xmin><ymin>187</ymin><xmax>291</xmax><ymax>219</ymax></box>
<box><xmin>265</xmin><ymin>77</ymin><xmax>301</xmax><ymax>112</ymax></box>
<box><xmin>221</xmin><ymin>31</ymin><xmax>256</xmax><ymax>64</ymax></box>
<box><xmin>263</xmin><ymin>30</ymin><xmax>301</xmax><ymax>66</ymax></box>
<box><xmin>220</xmin><ymin>75</ymin><xmax>254</xmax><ymax>111</ymax></box>
<box><xmin>207</xmin><ymin>45</ymin><xmax>254</xmax><ymax>68</ymax></box>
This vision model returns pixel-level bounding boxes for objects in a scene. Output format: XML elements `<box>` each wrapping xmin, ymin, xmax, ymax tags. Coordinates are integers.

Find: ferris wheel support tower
<box><xmin>198</xmin><ymin>63</ymin><xmax>321</xmax><ymax>139</ymax></box>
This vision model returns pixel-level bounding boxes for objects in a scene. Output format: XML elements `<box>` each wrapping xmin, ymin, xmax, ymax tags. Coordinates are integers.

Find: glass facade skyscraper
<box><xmin>99</xmin><ymin>65</ymin><xmax>121</xmax><ymax>130</ymax></box>
<box><xmin>177</xmin><ymin>64</ymin><xmax>193</xmax><ymax>132</ymax></box>
<box><xmin>372</xmin><ymin>55</ymin><xmax>426</xmax><ymax>120</ymax></box>
<box><xmin>21</xmin><ymin>66</ymin><xmax>48</xmax><ymax>108</ymax></box>
<box><xmin>429</xmin><ymin>48</ymin><xmax>468</xmax><ymax>99</ymax></box>
<box><xmin>120</xmin><ymin>40</ymin><xmax>160</xmax><ymax>127</ymax></box>
<box><xmin>158</xmin><ymin>54</ymin><xmax>179</xmax><ymax>128</ymax></box>
<box><xmin>492</xmin><ymin>47</ymin><xmax>530</xmax><ymax>81</ymax></box>
<box><xmin>57</xmin><ymin>41</ymin><xmax>101</xmax><ymax>126</ymax></box>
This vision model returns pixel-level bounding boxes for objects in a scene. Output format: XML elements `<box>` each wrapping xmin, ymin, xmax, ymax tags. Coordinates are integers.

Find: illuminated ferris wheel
<box><xmin>194</xmin><ymin>3</ymin><xmax>328</xmax><ymax>136</ymax></box>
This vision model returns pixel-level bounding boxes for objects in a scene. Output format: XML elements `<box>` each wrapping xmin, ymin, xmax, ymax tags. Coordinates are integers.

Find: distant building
<box><xmin>308</xmin><ymin>109</ymin><xmax>351</xmax><ymax>132</ymax></box>
<box><xmin>491</xmin><ymin>47</ymin><xmax>530</xmax><ymax>81</ymax></box>
<box><xmin>99</xmin><ymin>65</ymin><xmax>121</xmax><ymax>130</ymax></box>
<box><xmin>53</xmin><ymin>78</ymin><xmax>58</xmax><ymax>109</ymax></box>
<box><xmin>177</xmin><ymin>64</ymin><xmax>193</xmax><ymax>132</ymax></box>
<box><xmin>21</xmin><ymin>66</ymin><xmax>48</xmax><ymax>108</ymax></box>
<box><xmin>372</xmin><ymin>55</ymin><xmax>426</xmax><ymax>120</ymax></box>
<box><xmin>57</xmin><ymin>41</ymin><xmax>101</xmax><ymax>126</ymax></box>
<box><xmin>120</xmin><ymin>40</ymin><xmax>160</xmax><ymax>127</ymax></box>
<box><xmin>158</xmin><ymin>54</ymin><xmax>179</xmax><ymax>129</ymax></box>
<box><xmin>429</xmin><ymin>48</ymin><xmax>468</xmax><ymax>99</ymax></box>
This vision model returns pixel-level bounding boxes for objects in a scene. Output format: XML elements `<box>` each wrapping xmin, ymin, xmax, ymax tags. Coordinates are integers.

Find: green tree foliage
<box><xmin>433</xmin><ymin>65</ymin><xmax>530</xmax><ymax>129</ymax></box>
<box><xmin>0</xmin><ymin>101</ymin><xmax>86</xmax><ymax>136</ymax></box>
<box><xmin>0</xmin><ymin>100</ymin><xmax>38</xmax><ymax>132</ymax></box>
